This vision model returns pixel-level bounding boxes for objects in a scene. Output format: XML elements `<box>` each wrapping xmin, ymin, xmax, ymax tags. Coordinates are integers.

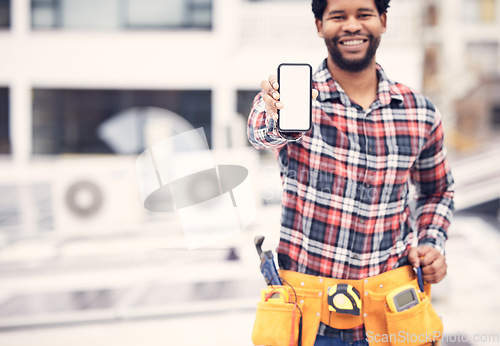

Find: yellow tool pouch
<box><xmin>251</xmin><ymin>286</ymin><xmax>303</xmax><ymax>346</ymax></box>
<box><xmin>252</xmin><ymin>300</ymin><xmax>301</xmax><ymax>346</ymax></box>
<box><xmin>386</xmin><ymin>299</ymin><xmax>443</xmax><ymax>346</ymax></box>
<box><xmin>362</xmin><ymin>269</ymin><xmax>443</xmax><ymax>346</ymax></box>
<box><xmin>383</xmin><ymin>290</ymin><xmax>443</xmax><ymax>346</ymax></box>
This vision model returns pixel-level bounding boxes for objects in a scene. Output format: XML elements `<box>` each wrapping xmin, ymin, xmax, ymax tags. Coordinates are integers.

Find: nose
<box><xmin>342</xmin><ymin>16</ymin><xmax>362</xmax><ymax>33</ymax></box>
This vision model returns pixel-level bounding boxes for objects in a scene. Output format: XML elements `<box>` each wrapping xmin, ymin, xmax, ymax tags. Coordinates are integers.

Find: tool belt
<box><xmin>252</xmin><ymin>265</ymin><xmax>443</xmax><ymax>346</ymax></box>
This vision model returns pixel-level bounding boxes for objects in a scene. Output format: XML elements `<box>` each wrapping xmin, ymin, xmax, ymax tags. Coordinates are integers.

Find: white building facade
<box><xmin>0</xmin><ymin>0</ymin><xmax>425</xmax><ymax>239</ymax></box>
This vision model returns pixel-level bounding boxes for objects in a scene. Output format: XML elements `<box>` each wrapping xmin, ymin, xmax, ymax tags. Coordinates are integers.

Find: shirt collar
<box><xmin>313</xmin><ymin>59</ymin><xmax>404</xmax><ymax>107</ymax></box>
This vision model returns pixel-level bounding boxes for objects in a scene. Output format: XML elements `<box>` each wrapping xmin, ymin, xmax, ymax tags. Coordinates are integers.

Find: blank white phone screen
<box><xmin>278</xmin><ymin>64</ymin><xmax>311</xmax><ymax>131</ymax></box>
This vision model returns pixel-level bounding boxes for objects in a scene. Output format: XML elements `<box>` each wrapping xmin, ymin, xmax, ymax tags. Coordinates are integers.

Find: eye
<box><xmin>359</xmin><ymin>13</ymin><xmax>374</xmax><ymax>19</ymax></box>
<box><xmin>328</xmin><ymin>15</ymin><xmax>345</xmax><ymax>21</ymax></box>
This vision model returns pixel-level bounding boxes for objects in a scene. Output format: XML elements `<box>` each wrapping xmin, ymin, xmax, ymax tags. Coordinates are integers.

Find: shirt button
<box><xmin>360</xmin><ymin>219</ymin><xmax>365</xmax><ymax>224</ymax></box>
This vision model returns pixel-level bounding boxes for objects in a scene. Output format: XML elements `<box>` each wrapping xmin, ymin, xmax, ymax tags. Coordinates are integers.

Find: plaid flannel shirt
<box><xmin>247</xmin><ymin>60</ymin><xmax>454</xmax><ymax>341</ymax></box>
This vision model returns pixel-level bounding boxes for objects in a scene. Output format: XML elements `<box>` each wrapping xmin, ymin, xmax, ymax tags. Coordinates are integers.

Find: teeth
<box><xmin>342</xmin><ymin>40</ymin><xmax>364</xmax><ymax>46</ymax></box>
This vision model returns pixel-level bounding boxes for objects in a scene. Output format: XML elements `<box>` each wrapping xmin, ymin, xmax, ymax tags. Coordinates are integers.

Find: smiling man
<box><xmin>248</xmin><ymin>0</ymin><xmax>454</xmax><ymax>345</ymax></box>
<box><xmin>320</xmin><ymin>2</ymin><xmax>383</xmax><ymax>73</ymax></box>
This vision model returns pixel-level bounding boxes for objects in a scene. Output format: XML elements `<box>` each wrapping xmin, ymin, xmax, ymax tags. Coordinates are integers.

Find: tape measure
<box><xmin>327</xmin><ymin>283</ymin><xmax>362</xmax><ymax>316</ymax></box>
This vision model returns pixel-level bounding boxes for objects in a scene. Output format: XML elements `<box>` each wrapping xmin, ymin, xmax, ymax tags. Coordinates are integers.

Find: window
<box><xmin>125</xmin><ymin>0</ymin><xmax>211</xmax><ymax>29</ymax></box>
<box><xmin>237</xmin><ymin>90</ymin><xmax>260</xmax><ymax>119</ymax></box>
<box><xmin>424</xmin><ymin>3</ymin><xmax>439</xmax><ymax>27</ymax></box>
<box><xmin>0</xmin><ymin>0</ymin><xmax>10</xmax><ymax>28</ymax></box>
<box><xmin>234</xmin><ymin>90</ymin><xmax>260</xmax><ymax>147</ymax></box>
<box><xmin>466</xmin><ymin>42</ymin><xmax>499</xmax><ymax>76</ymax></box>
<box><xmin>32</xmin><ymin>89</ymin><xmax>212</xmax><ymax>155</ymax></box>
<box><xmin>0</xmin><ymin>87</ymin><xmax>9</xmax><ymax>154</ymax></box>
<box><xmin>31</xmin><ymin>0</ymin><xmax>212</xmax><ymax>30</ymax></box>
<box><xmin>423</xmin><ymin>44</ymin><xmax>441</xmax><ymax>93</ymax></box>
<box><xmin>463</xmin><ymin>0</ymin><xmax>496</xmax><ymax>23</ymax></box>
<box><xmin>492</xmin><ymin>105</ymin><xmax>500</xmax><ymax>127</ymax></box>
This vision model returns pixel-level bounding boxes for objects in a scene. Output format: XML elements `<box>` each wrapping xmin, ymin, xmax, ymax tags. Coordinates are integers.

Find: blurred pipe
<box><xmin>10</xmin><ymin>0</ymin><xmax>32</xmax><ymax>166</ymax></box>
<box><xmin>10</xmin><ymin>81</ymin><xmax>32</xmax><ymax>167</ymax></box>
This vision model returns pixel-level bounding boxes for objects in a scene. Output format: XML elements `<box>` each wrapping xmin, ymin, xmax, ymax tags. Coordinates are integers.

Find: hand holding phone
<box><xmin>277</xmin><ymin>63</ymin><xmax>312</xmax><ymax>133</ymax></box>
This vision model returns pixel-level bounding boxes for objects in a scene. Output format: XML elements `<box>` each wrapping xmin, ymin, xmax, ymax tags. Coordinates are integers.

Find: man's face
<box><xmin>316</xmin><ymin>0</ymin><xmax>387</xmax><ymax>72</ymax></box>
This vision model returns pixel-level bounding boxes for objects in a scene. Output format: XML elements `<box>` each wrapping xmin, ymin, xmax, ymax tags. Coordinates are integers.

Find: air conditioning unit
<box><xmin>52</xmin><ymin>156</ymin><xmax>144</xmax><ymax>237</ymax></box>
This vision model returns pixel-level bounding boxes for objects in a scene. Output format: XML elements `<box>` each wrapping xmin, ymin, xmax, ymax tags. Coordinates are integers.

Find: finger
<box><xmin>419</xmin><ymin>248</ymin><xmax>440</xmax><ymax>267</ymax></box>
<box><xmin>268</xmin><ymin>74</ymin><xmax>279</xmax><ymax>91</ymax></box>
<box><xmin>408</xmin><ymin>246</ymin><xmax>427</xmax><ymax>268</ymax></box>
<box><xmin>421</xmin><ymin>255</ymin><xmax>443</xmax><ymax>275</ymax></box>
<box><xmin>263</xmin><ymin>94</ymin><xmax>279</xmax><ymax>121</ymax></box>
<box><xmin>312</xmin><ymin>89</ymin><xmax>319</xmax><ymax>100</ymax></box>
<box><xmin>262</xmin><ymin>86</ymin><xmax>279</xmax><ymax>101</ymax></box>
<box><xmin>421</xmin><ymin>256</ymin><xmax>447</xmax><ymax>283</ymax></box>
<box><xmin>266</xmin><ymin>108</ymin><xmax>278</xmax><ymax>122</ymax></box>
<box><xmin>263</xmin><ymin>92</ymin><xmax>284</xmax><ymax>108</ymax></box>
<box><xmin>260</xmin><ymin>79</ymin><xmax>273</xmax><ymax>95</ymax></box>
<box><xmin>263</xmin><ymin>94</ymin><xmax>283</xmax><ymax>109</ymax></box>
<box><xmin>261</xmin><ymin>77</ymin><xmax>279</xmax><ymax>99</ymax></box>
<box><xmin>408</xmin><ymin>247</ymin><xmax>420</xmax><ymax>268</ymax></box>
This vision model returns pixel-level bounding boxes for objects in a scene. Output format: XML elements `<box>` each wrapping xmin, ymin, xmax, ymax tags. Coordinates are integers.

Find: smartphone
<box><xmin>277</xmin><ymin>63</ymin><xmax>312</xmax><ymax>132</ymax></box>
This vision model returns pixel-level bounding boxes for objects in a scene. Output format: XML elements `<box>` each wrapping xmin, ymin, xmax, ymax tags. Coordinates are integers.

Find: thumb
<box><xmin>408</xmin><ymin>247</ymin><xmax>421</xmax><ymax>268</ymax></box>
<box><xmin>312</xmin><ymin>89</ymin><xmax>319</xmax><ymax>100</ymax></box>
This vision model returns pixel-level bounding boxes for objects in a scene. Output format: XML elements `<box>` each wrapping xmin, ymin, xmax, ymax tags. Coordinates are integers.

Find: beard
<box><xmin>325</xmin><ymin>33</ymin><xmax>381</xmax><ymax>72</ymax></box>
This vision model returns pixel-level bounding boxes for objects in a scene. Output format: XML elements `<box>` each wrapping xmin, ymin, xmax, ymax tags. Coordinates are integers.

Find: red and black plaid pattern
<box><xmin>247</xmin><ymin>60</ymin><xmax>454</xmax><ymax>339</ymax></box>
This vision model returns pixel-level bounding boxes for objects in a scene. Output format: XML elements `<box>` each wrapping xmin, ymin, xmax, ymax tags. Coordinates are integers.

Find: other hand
<box><xmin>408</xmin><ymin>245</ymin><xmax>447</xmax><ymax>284</ymax></box>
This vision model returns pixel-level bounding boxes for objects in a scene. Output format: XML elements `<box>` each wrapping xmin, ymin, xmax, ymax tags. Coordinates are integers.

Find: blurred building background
<box><xmin>0</xmin><ymin>0</ymin><xmax>498</xmax><ymax>345</ymax></box>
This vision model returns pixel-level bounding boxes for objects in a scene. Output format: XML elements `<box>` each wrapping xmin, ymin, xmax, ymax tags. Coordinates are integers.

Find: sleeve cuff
<box><xmin>418</xmin><ymin>237</ymin><xmax>446</xmax><ymax>255</ymax></box>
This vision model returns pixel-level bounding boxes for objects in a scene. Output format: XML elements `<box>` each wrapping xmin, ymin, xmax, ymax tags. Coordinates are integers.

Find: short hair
<box><xmin>312</xmin><ymin>0</ymin><xmax>391</xmax><ymax>20</ymax></box>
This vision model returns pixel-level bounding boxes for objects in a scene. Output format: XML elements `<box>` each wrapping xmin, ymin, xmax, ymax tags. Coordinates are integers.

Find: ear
<box><xmin>315</xmin><ymin>18</ymin><xmax>324</xmax><ymax>38</ymax></box>
<box><xmin>380</xmin><ymin>13</ymin><xmax>387</xmax><ymax>34</ymax></box>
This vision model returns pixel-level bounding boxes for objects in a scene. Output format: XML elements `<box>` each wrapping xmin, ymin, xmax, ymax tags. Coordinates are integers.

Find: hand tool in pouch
<box><xmin>254</xmin><ymin>235</ymin><xmax>282</xmax><ymax>286</ymax></box>
<box><xmin>416</xmin><ymin>266</ymin><xmax>425</xmax><ymax>292</ymax></box>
